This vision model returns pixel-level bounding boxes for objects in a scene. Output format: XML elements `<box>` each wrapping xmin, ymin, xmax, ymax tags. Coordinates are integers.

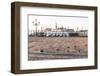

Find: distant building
<box><xmin>79</xmin><ymin>30</ymin><xmax>88</xmax><ymax>32</ymax></box>
<box><xmin>29</xmin><ymin>22</ymin><xmax>87</xmax><ymax>37</ymax></box>
<box><xmin>77</xmin><ymin>30</ymin><xmax>88</xmax><ymax>37</ymax></box>
<box><xmin>44</xmin><ymin>28</ymin><xmax>52</xmax><ymax>32</ymax></box>
<box><xmin>65</xmin><ymin>29</ymin><xmax>74</xmax><ymax>32</ymax></box>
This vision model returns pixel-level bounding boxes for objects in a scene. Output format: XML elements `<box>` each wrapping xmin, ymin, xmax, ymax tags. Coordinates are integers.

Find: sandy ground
<box><xmin>28</xmin><ymin>37</ymin><xmax>88</xmax><ymax>61</ymax></box>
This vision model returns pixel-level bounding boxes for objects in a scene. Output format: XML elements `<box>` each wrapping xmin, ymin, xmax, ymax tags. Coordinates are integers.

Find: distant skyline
<box><xmin>28</xmin><ymin>14</ymin><xmax>88</xmax><ymax>33</ymax></box>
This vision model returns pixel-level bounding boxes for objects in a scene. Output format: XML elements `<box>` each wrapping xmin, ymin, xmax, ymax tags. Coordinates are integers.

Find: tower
<box><xmin>55</xmin><ymin>22</ymin><xmax>57</xmax><ymax>29</ymax></box>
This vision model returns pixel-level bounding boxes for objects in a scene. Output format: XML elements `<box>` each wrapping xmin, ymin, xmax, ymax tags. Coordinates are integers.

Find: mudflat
<box><xmin>28</xmin><ymin>37</ymin><xmax>88</xmax><ymax>60</ymax></box>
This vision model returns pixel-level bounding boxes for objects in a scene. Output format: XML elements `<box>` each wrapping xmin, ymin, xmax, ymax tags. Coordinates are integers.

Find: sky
<box><xmin>28</xmin><ymin>14</ymin><xmax>88</xmax><ymax>33</ymax></box>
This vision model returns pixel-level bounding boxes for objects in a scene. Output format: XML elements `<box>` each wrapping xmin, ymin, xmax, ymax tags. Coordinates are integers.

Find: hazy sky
<box><xmin>28</xmin><ymin>14</ymin><xmax>88</xmax><ymax>33</ymax></box>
